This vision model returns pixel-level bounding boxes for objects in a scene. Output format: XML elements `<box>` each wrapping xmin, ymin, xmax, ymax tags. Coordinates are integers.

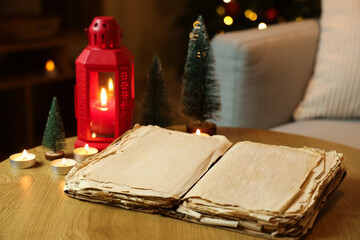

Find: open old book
<box><xmin>64</xmin><ymin>125</ymin><xmax>346</xmax><ymax>239</ymax></box>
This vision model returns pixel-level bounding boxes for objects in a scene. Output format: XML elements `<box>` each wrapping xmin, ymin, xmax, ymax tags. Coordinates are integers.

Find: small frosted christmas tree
<box><xmin>181</xmin><ymin>15</ymin><xmax>221</xmax><ymax>135</ymax></box>
<box><xmin>142</xmin><ymin>55</ymin><xmax>172</xmax><ymax>127</ymax></box>
<box><xmin>42</xmin><ymin>97</ymin><xmax>66</xmax><ymax>160</ymax></box>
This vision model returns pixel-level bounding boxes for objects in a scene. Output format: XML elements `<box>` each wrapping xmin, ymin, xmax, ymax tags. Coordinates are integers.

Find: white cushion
<box><xmin>212</xmin><ymin>20</ymin><xmax>319</xmax><ymax>128</ymax></box>
<box><xmin>293</xmin><ymin>0</ymin><xmax>360</xmax><ymax>120</ymax></box>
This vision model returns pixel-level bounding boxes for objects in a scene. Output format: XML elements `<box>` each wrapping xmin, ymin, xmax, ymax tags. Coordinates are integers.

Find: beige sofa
<box><xmin>212</xmin><ymin>19</ymin><xmax>360</xmax><ymax>149</ymax></box>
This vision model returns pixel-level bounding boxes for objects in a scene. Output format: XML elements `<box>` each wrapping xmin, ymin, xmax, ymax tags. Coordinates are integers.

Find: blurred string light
<box><xmin>258</xmin><ymin>22</ymin><xmax>267</xmax><ymax>30</ymax></box>
<box><xmin>244</xmin><ymin>10</ymin><xmax>252</xmax><ymax>18</ymax></box>
<box><xmin>216</xmin><ymin>6</ymin><xmax>226</xmax><ymax>15</ymax></box>
<box><xmin>223</xmin><ymin>0</ymin><xmax>231</xmax><ymax>3</ymax></box>
<box><xmin>189</xmin><ymin>20</ymin><xmax>201</xmax><ymax>40</ymax></box>
<box><xmin>223</xmin><ymin>16</ymin><xmax>233</xmax><ymax>25</ymax></box>
<box><xmin>193</xmin><ymin>20</ymin><xmax>201</xmax><ymax>28</ymax></box>
<box><xmin>244</xmin><ymin>9</ymin><xmax>257</xmax><ymax>21</ymax></box>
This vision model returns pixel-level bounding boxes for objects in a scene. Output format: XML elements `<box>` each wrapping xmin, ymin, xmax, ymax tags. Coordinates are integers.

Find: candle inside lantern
<box><xmin>9</xmin><ymin>149</ymin><xmax>36</xmax><ymax>169</ymax></box>
<box><xmin>194</xmin><ymin>129</ymin><xmax>210</xmax><ymax>137</ymax></box>
<box><xmin>90</xmin><ymin>84</ymin><xmax>116</xmax><ymax>138</ymax></box>
<box><xmin>73</xmin><ymin>144</ymin><xmax>99</xmax><ymax>162</ymax></box>
<box><xmin>50</xmin><ymin>158</ymin><xmax>76</xmax><ymax>175</ymax></box>
<box><xmin>100</xmin><ymin>88</ymin><xmax>107</xmax><ymax>109</ymax></box>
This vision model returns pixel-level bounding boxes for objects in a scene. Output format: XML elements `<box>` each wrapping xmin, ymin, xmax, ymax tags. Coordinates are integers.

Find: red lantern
<box><xmin>74</xmin><ymin>16</ymin><xmax>134</xmax><ymax>150</ymax></box>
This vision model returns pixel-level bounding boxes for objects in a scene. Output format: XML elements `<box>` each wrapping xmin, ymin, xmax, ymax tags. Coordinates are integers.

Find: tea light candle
<box><xmin>73</xmin><ymin>144</ymin><xmax>98</xmax><ymax>162</ymax></box>
<box><xmin>9</xmin><ymin>149</ymin><xmax>36</xmax><ymax>169</ymax></box>
<box><xmin>50</xmin><ymin>158</ymin><xmax>76</xmax><ymax>175</ymax></box>
<box><xmin>193</xmin><ymin>129</ymin><xmax>210</xmax><ymax>137</ymax></box>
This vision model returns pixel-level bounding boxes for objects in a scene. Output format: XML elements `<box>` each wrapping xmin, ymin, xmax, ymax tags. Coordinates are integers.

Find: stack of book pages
<box><xmin>177</xmin><ymin>141</ymin><xmax>346</xmax><ymax>239</ymax></box>
<box><xmin>65</xmin><ymin>124</ymin><xmax>232</xmax><ymax>212</ymax></box>
<box><xmin>65</xmin><ymin>125</ymin><xmax>346</xmax><ymax>239</ymax></box>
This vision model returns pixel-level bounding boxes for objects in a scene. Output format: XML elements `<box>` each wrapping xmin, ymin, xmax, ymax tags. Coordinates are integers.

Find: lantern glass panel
<box><xmin>89</xmin><ymin>71</ymin><xmax>116</xmax><ymax>139</ymax></box>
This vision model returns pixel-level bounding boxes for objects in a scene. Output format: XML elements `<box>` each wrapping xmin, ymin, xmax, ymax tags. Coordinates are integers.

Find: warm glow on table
<box><xmin>0</xmin><ymin>133</ymin><xmax>359</xmax><ymax>239</ymax></box>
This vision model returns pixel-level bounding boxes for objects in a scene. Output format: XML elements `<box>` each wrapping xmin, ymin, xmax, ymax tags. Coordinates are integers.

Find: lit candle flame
<box><xmin>22</xmin><ymin>149</ymin><xmax>28</xmax><ymax>159</ymax></box>
<box><xmin>92</xmin><ymin>133</ymin><xmax>96</xmax><ymax>138</ymax></box>
<box><xmin>196</xmin><ymin>129</ymin><xmax>201</xmax><ymax>135</ymax></box>
<box><xmin>85</xmin><ymin>144</ymin><xmax>89</xmax><ymax>153</ymax></box>
<box><xmin>45</xmin><ymin>60</ymin><xmax>55</xmax><ymax>72</ymax></box>
<box><xmin>62</xmin><ymin>158</ymin><xmax>66</xmax><ymax>166</ymax></box>
<box><xmin>100</xmin><ymin>88</ymin><xmax>107</xmax><ymax>108</ymax></box>
<box><xmin>108</xmin><ymin>78</ymin><xmax>114</xmax><ymax>91</ymax></box>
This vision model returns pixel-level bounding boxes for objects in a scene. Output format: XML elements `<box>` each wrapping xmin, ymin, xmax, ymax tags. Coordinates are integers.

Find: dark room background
<box><xmin>0</xmin><ymin>0</ymin><xmax>320</xmax><ymax>159</ymax></box>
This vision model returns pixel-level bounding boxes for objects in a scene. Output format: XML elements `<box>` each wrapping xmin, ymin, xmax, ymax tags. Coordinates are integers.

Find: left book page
<box><xmin>64</xmin><ymin>124</ymin><xmax>232</xmax><ymax>213</ymax></box>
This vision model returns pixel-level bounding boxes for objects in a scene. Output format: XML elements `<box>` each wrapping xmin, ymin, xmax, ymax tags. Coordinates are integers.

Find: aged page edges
<box><xmin>65</xmin><ymin>124</ymin><xmax>233</xmax><ymax>210</ymax></box>
<box><xmin>64</xmin><ymin>125</ymin><xmax>346</xmax><ymax>239</ymax></box>
<box><xmin>177</xmin><ymin>141</ymin><xmax>346</xmax><ymax>239</ymax></box>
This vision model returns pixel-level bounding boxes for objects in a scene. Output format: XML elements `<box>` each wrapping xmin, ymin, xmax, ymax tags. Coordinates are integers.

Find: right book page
<box><xmin>178</xmin><ymin>141</ymin><xmax>346</xmax><ymax>239</ymax></box>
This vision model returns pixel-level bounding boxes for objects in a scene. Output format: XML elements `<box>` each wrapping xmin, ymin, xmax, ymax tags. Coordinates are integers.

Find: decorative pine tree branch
<box><xmin>181</xmin><ymin>15</ymin><xmax>221</xmax><ymax>122</ymax></box>
<box><xmin>42</xmin><ymin>97</ymin><xmax>66</xmax><ymax>152</ymax></box>
<box><xmin>142</xmin><ymin>55</ymin><xmax>172</xmax><ymax>127</ymax></box>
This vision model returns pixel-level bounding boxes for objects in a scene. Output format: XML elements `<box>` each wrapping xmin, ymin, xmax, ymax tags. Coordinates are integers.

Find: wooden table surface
<box><xmin>1</xmin><ymin>127</ymin><xmax>360</xmax><ymax>240</ymax></box>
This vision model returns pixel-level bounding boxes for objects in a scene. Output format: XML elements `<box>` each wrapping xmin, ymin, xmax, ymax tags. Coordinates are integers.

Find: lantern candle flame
<box><xmin>100</xmin><ymin>88</ymin><xmax>108</xmax><ymax>109</ymax></box>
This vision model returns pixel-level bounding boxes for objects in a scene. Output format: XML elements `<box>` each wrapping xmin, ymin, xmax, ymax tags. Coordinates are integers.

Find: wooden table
<box><xmin>1</xmin><ymin>127</ymin><xmax>360</xmax><ymax>239</ymax></box>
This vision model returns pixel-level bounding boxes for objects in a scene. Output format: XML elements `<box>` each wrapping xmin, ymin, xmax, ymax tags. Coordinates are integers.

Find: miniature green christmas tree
<box><xmin>142</xmin><ymin>55</ymin><xmax>172</xmax><ymax>127</ymax></box>
<box><xmin>181</xmin><ymin>15</ymin><xmax>221</xmax><ymax>135</ymax></box>
<box><xmin>42</xmin><ymin>97</ymin><xmax>66</xmax><ymax>159</ymax></box>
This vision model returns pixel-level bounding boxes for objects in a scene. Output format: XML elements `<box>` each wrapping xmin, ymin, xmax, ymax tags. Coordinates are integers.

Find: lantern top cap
<box><xmin>90</xmin><ymin>16</ymin><xmax>120</xmax><ymax>31</ymax></box>
<box><xmin>87</xmin><ymin>16</ymin><xmax>122</xmax><ymax>49</ymax></box>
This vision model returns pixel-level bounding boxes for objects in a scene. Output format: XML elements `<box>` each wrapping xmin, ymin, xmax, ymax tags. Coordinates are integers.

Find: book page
<box><xmin>67</xmin><ymin>125</ymin><xmax>232</xmax><ymax>199</ymax></box>
<box><xmin>183</xmin><ymin>141</ymin><xmax>323</xmax><ymax>213</ymax></box>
